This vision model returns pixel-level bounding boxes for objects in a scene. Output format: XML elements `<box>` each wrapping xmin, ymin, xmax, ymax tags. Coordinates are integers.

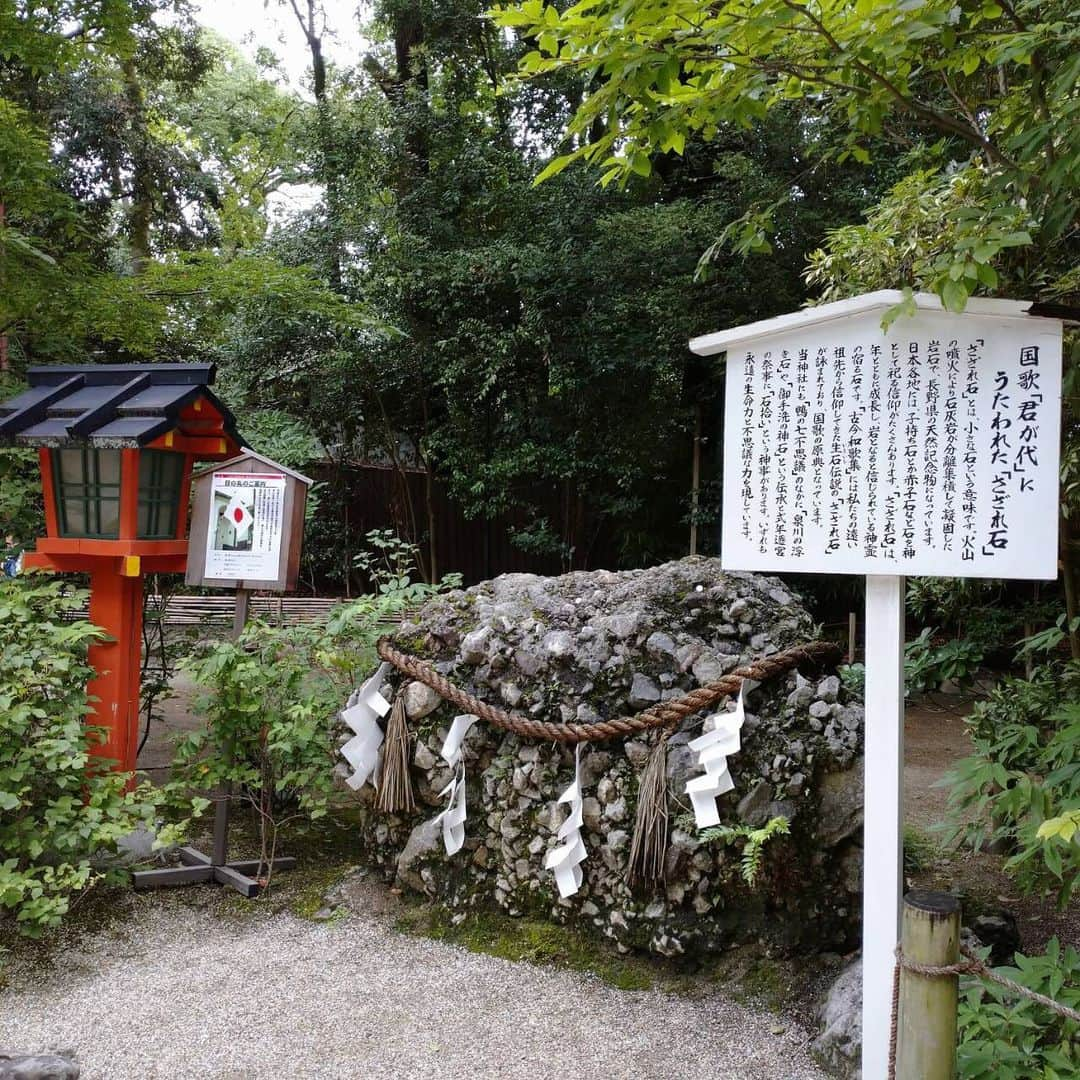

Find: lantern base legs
<box><xmin>131</xmin><ymin>856</ymin><xmax>297</xmax><ymax>898</ymax></box>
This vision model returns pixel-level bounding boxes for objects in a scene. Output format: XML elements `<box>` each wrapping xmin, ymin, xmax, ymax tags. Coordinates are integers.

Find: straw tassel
<box><xmin>627</xmin><ymin>732</ymin><xmax>671</xmax><ymax>889</ymax></box>
<box><xmin>376</xmin><ymin>692</ymin><xmax>416</xmax><ymax>814</ymax></box>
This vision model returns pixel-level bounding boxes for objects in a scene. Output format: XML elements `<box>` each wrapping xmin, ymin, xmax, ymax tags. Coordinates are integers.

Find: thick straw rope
<box><xmin>376</xmin><ymin>637</ymin><xmax>841</xmax><ymax>743</ymax></box>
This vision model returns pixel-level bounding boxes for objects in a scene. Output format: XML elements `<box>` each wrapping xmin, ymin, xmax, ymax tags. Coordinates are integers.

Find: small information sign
<box><xmin>186</xmin><ymin>450</ymin><xmax>310</xmax><ymax>592</ymax></box>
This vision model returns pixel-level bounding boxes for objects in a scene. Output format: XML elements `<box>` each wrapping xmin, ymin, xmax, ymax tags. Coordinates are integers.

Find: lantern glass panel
<box><xmin>136</xmin><ymin>450</ymin><xmax>184</xmax><ymax>539</ymax></box>
<box><xmin>52</xmin><ymin>448</ymin><xmax>122</xmax><ymax>538</ymax></box>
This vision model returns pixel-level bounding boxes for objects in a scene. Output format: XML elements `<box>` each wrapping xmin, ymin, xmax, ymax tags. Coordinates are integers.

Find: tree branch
<box><xmin>778</xmin><ymin>0</ymin><xmax>1022</xmax><ymax>172</ymax></box>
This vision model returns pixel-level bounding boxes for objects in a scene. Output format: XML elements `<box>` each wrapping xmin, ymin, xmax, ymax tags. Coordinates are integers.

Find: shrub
<box><xmin>957</xmin><ymin>938</ymin><xmax>1079</xmax><ymax>1079</ymax></box>
<box><xmin>942</xmin><ymin>663</ymin><xmax>1080</xmax><ymax>906</ymax></box>
<box><xmin>905</xmin><ymin>626</ymin><xmax>984</xmax><ymax>694</ymax></box>
<box><xmin>0</xmin><ymin>575</ymin><xmax>166</xmax><ymax>937</ymax></box>
<box><xmin>171</xmin><ymin>578</ymin><xmax>452</xmax><ymax>878</ymax></box>
<box><xmin>838</xmin><ymin>662</ymin><xmax>865</xmax><ymax>699</ymax></box>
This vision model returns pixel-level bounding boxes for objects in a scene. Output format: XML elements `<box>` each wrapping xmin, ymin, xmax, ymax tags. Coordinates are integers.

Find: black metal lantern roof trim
<box><xmin>0</xmin><ymin>364</ymin><xmax>241</xmax><ymax>449</ymax></box>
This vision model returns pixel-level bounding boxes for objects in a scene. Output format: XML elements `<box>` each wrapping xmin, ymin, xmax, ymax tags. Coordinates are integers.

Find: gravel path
<box><xmin>0</xmin><ymin>901</ymin><xmax>828</xmax><ymax>1080</ymax></box>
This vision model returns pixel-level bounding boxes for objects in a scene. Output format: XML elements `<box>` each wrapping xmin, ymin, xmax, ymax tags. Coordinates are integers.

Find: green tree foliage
<box><xmin>0</xmin><ymin>0</ymin><xmax>374</xmax><ymax>369</ymax></box>
<box><xmin>492</xmin><ymin>0</ymin><xmax>1080</xmax><ymax>311</ymax></box>
<box><xmin>214</xmin><ymin>0</ymin><xmax>887</xmax><ymax>581</ymax></box>
<box><xmin>943</xmin><ymin>662</ymin><xmax>1080</xmax><ymax>907</ymax></box>
<box><xmin>0</xmin><ymin>575</ymin><xmax>170</xmax><ymax>937</ymax></box>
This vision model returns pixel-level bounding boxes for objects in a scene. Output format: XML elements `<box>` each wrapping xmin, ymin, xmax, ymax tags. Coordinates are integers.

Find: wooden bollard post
<box><xmin>896</xmin><ymin>889</ymin><xmax>962</xmax><ymax>1080</ymax></box>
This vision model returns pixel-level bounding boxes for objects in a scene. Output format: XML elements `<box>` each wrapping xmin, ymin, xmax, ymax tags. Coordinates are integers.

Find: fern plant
<box><xmin>679</xmin><ymin>814</ymin><xmax>790</xmax><ymax>886</ymax></box>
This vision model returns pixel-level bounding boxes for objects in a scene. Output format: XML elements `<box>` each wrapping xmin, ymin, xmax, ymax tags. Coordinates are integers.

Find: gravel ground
<box><xmin>0</xmin><ymin>899</ymin><xmax>828</xmax><ymax>1080</ymax></box>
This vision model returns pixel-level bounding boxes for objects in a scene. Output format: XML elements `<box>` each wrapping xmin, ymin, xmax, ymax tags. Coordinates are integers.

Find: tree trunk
<box><xmin>1063</xmin><ymin>516</ymin><xmax>1080</xmax><ymax>661</ymax></box>
<box><xmin>287</xmin><ymin>0</ymin><xmax>342</xmax><ymax>289</ymax></box>
<box><xmin>420</xmin><ymin>397</ymin><xmax>437</xmax><ymax>584</ymax></box>
<box><xmin>121</xmin><ymin>59</ymin><xmax>152</xmax><ymax>271</ymax></box>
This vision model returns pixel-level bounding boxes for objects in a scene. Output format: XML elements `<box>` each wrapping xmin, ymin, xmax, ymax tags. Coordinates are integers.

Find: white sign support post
<box><xmin>690</xmin><ymin>290</ymin><xmax>1066</xmax><ymax>1080</ymax></box>
<box><xmin>862</xmin><ymin>573</ymin><xmax>905</xmax><ymax>1078</ymax></box>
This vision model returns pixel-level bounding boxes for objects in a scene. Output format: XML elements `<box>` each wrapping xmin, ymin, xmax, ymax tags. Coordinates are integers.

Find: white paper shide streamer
<box><xmin>545</xmin><ymin>745</ymin><xmax>587</xmax><ymax>898</ymax></box>
<box><xmin>685</xmin><ymin>680</ymin><xmax>749</xmax><ymax>828</ymax></box>
<box><xmin>434</xmin><ymin>714</ymin><xmax>479</xmax><ymax>855</ymax></box>
<box><xmin>339</xmin><ymin>662</ymin><xmax>392</xmax><ymax>790</ymax></box>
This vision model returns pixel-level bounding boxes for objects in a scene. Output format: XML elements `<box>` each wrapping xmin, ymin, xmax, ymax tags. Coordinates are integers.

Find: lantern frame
<box><xmin>0</xmin><ymin>363</ymin><xmax>242</xmax><ymax>777</ymax></box>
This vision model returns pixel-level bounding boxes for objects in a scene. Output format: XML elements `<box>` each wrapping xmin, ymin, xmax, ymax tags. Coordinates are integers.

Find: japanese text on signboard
<box><xmin>723</xmin><ymin>314</ymin><xmax>1062</xmax><ymax>578</ymax></box>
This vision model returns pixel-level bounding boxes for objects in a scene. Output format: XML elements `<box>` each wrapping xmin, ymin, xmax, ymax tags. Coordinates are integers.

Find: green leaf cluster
<box><xmin>942</xmin><ymin>662</ymin><xmax>1080</xmax><ymax>907</ymax></box>
<box><xmin>691</xmin><ymin>814</ymin><xmax>791</xmax><ymax>887</ymax></box>
<box><xmin>0</xmin><ymin>574</ymin><xmax>166</xmax><ymax>937</ymax></box>
<box><xmin>494</xmin><ymin>0</ymin><xmax>1080</xmax><ymax>311</ymax></box>
<box><xmin>957</xmin><ymin>939</ymin><xmax>1078</xmax><ymax>1079</ymax></box>
<box><xmin>904</xmin><ymin>627</ymin><xmax>985</xmax><ymax>694</ymax></box>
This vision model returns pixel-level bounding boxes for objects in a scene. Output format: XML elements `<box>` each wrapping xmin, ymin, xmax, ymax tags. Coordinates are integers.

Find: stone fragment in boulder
<box><xmin>628</xmin><ymin>672</ymin><xmax>661</xmax><ymax>708</ymax></box>
<box><xmin>736</xmin><ymin>779</ymin><xmax>774</xmax><ymax>827</ymax></box>
<box><xmin>460</xmin><ymin>626</ymin><xmax>493</xmax><ymax>664</ymax></box>
<box><xmin>395</xmin><ymin>818</ymin><xmax>443</xmax><ymax>895</ymax></box>
<box><xmin>403</xmin><ymin>680</ymin><xmax>442</xmax><ymax>721</ymax></box>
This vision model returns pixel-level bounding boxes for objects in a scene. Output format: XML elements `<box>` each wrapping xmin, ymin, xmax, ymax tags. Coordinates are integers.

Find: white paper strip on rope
<box><xmin>435</xmin><ymin>770</ymin><xmax>469</xmax><ymax>855</ymax></box>
<box><xmin>441</xmin><ymin>714</ymin><xmax>479</xmax><ymax>769</ymax></box>
<box><xmin>433</xmin><ymin>714</ymin><xmax>479</xmax><ymax>856</ymax></box>
<box><xmin>685</xmin><ymin>681</ymin><xmax>749</xmax><ymax>828</ymax></box>
<box><xmin>545</xmin><ymin>745</ymin><xmax>587</xmax><ymax>898</ymax></box>
<box><xmin>342</xmin><ymin>662</ymin><xmax>392</xmax><ymax>731</ymax></box>
<box><xmin>339</xmin><ymin>662</ymin><xmax>393</xmax><ymax>790</ymax></box>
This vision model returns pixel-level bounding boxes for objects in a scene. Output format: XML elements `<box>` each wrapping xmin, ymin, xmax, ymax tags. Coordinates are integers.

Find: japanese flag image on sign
<box><xmin>225</xmin><ymin>494</ymin><xmax>253</xmax><ymax>538</ymax></box>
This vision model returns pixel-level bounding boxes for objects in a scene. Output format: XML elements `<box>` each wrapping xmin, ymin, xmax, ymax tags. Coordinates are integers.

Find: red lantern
<box><xmin>0</xmin><ymin>364</ymin><xmax>241</xmax><ymax>776</ymax></box>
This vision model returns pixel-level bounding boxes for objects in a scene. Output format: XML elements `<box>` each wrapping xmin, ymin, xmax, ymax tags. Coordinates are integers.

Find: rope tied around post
<box><xmin>888</xmin><ymin>942</ymin><xmax>1080</xmax><ymax>1080</ymax></box>
<box><xmin>895</xmin><ymin>943</ymin><xmax>1080</xmax><ymax>1023</ymax></box>
<box><xmin>375</xmin><ymin>637</ymin><xmax>842</xmax><ymax>744</ymax></box>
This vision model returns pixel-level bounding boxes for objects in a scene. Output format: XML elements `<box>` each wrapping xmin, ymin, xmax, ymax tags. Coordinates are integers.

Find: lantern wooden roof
<box><xmin>0</xmin><ymin>363</ymin><xmax>241</xmax><ymax>457</ymax></box>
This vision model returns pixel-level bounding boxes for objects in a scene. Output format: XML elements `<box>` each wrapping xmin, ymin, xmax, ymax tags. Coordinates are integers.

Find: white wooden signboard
<box><xmin>706</xmin><ymin>293</ymin><xmax>1063</xmax><ymax>579</ymax></box>
<box><xmin>690</xmin><ymin>290</ymin><xmax>1065</xmax><ymax>1080</ymax></box>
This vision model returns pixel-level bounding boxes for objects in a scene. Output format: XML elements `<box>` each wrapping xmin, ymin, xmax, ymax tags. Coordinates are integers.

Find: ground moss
<box><xmin>697</xmin><ymin>948</ymin><xmax>817</xmax><ymax>1013</ymax></box>
<box><xmin>395</xmin><ymin>903</ymin><xmax>657</xmax><ymax>991</ymax></box>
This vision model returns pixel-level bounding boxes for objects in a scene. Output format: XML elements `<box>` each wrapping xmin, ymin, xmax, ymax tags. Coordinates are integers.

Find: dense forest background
<box><xmin>0</xmin><ymin>0</ymin><xmax>906</xmax><ymax>593</ymax></box>
<box><xmin>1</xmin><ymin>0</ymin><xmax>1077</xmax><ymax>635</ymax></box>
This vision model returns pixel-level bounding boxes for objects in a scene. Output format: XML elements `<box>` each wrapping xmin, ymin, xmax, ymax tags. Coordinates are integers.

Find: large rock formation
<box><xmin>337</xmin><ymin>558</ymin><xmax>864</xmax><ymax>957</ymax></box>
